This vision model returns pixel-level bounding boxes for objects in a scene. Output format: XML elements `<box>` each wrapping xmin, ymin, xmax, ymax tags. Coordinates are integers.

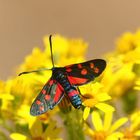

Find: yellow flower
<box><xmin>13</xmin><ymin>71</ymin><xmax>52</xmax><ymax>104</ymax></box>
<box><xmin>134</xmin><ymin>79</ymin><xmax>140</xmax><ymax>90</ymax></box>
<box><xmin>15</xmin><ymin>104</ymin><xmax>36</xmax><ymax>126</ymax></box>
<box><xmin>85</xmin><ymin>111</ymin><xmax>128</xmax><ymax>140</ymax></box>
<box><xmin>116</xmin><ymin>29</ymin><xmax>140</xmax><ymax>54</ymax></box>
<box><xmin>0</xmin><ymin>92</ymin><xmax>14</xmax><ymax>111</ymax></box>
<box><xmin>13</xmin><ymin>47</ymin><xmax>53</xmax><ymax>104</ymax></box>
<box><xmin>10</xmin><ymin>119</ymin><xmax>62</xmax><ymax>140</ymax></box>
<box><xmin>80</xmin><ymin>82</ymin><xmax>114</xmax><ymax>120</ymax></box>
<box><xmin>14</xmin><ymin>105</ymin><xmax>61</xmax><ymax>140</ymax></box>
<box><xmin>103</xmin><ymin>29</ymin><xmax>140</xmax><ymax>100</ymax></box>
<box><xmin>122</xmin><ymin>111</ymin><xmax>140</xmax><ymax>140</ymax></box>
<box><xmin>44</xmin><ymin>35</ymin><xmax>69</xmax><ymax>62</ymax></box>
<box><xmin>18</xmin><ymin>47</ymin><xmax>52</xmax><ymax>72</ymax></box>
<box><xmin>6</xmin><ymin>33</ymin><xmax>140</xmax><ymax>140</ymax></box>
<box><xmin>43</xmin><ymin>35</ymin><xmax>87</xmax><ymax>67</ymax></box>
<box><xmin>123</xmin><ymin>47</ymin><xmax>140</xmax><ymax>63</ymax></box>
<box><xmin>0</xmin><ymin>80</ymin><xmax>14</xmax><ymax>111</ymax></box>
<box><xmin>68</xmin><ymin>39</ymin><xmax>88</xmax><ymax>58</ymax></box>
<box><xmin>16</xmin><ymin>104</ymin><xmax>58</xmax><ymax>125</ymax></box>
<box><xmin>116</xmin><ymin>32</ymin><xmax>134</xmax><ymax>53</ymax></box>
<box><xmin>133</xmin><ymin>29</ymin><xmax>140</xmax><ymax>47</ymax></box>
<box><xmin>0</xmin><ymin>80</ymin><xmax>4</xmax><ymax>89</ymax></box>
<box><xmin>10</xmin><ymin>133</ymin><xmax>28</xmax><ymax>140</ymax></box>
<box><xmin>101</xmin><ymin>58</ymin><xmax>136</xmax><ymax>98</ymax></box>
<box><xmin>8</xmin><ymin>34</ymin><xmax>89</xmax><ymax>140</ymax></box>
<box><xmin>116</xmin><ymin>29</ymin><xmax>140</xmax><ymax>64</ymax></box>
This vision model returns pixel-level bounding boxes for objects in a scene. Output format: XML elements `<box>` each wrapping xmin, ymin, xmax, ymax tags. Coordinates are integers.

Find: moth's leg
<box><xmin>77</xmin><ymin>87</ymin><xmax>89</xmax><ymax>99</ymax></box>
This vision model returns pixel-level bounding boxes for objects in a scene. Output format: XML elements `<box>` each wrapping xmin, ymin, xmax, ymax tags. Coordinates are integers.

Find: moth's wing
<box><xmin>64</xmin><ymin>59</ymin><xmax>106</xmax><ymax>86</ymax></box>
<box><xmin>30</xmin><ymin>78</ymin><xmax>64</xmax><ymax>116</ymax></box>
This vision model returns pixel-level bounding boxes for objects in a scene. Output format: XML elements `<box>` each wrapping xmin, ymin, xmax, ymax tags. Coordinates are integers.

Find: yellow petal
<box><xmin>0</xmin><ymin>93</ymin><xmax>14</xmax><ymax>100</ymax></box>
<box><xmin>96</xmin><ymin>92</ymin><xmax>111</xmax><ymax>101</ymax></box>
<box><xmin>82</xmin><ymin>99</ymin><xmax>97</xmax><ymax>107</ymax></box>
<box><xmin>83</xmin><ymin>107</ymin><xmax>90</xmax><ymax>120</ymax></box>
<box><xmin>130</xmin><ymin>118</ymin><xmax>140</xmax><ymax>130</ymax></box>
<box><xmin>107</xmin><ymin>132</ymin><xmax>123</xmax><ymax>140</ymax></box>
<box><xmin>110</xmin><ymin>117</ymin><xmax>128</xmax><ymax>132</ymax></box>
<box><xmin>10</xmin><ymin>133</ymin><xmax>27</xmax><ymax>140</ymax></box>
<box><xmin>84</xmin><ymin>124</ymin><xmax>95</xmax><ymax>137</ymax></box>
<box><xmin>103</xmin><ymin>112</ymin><xmax>113</xmax><ymax>131</ymax></box>
<box><xmin>43</xmin><ymin>120</ymin><xmax>61</xmax><ymax>138</ymax></box>
<box><xmin>134</xmin><ymin>130</ymin><xmax>140</xmax><ymax>136</ymax></box>
<box><xmin>17</xmin><ymin>104</ymin><xmax>36</xmax><ymax>126</ymax></box>
<box><xmin>91</xmin><ymin>111</ymin><xmax>103</xmax><ymax>131</ymax></box>
<box><xmin>135</xmin><ymin>79</ymin><xmax>140</xmax><ymax>85</ymax></box>
<box><xmin>107</xmin><ymin>136</ymin><xmax>118</xmax><ymax>140</ymax></box>
<box><xmin>30</xmin><ymin>119</ymin><xmax>43</xmax><ymax>137</ymax></box>
<box><xmin>91</xmin><ymin>82</ymin><xmax>103</xmax><ymax>94</ymax></box>
<box><xmin>95</xmin><ymin>103</ymin><xmax>115</xmax><ymax>113</ymax></box>
<box><xmin>1</xmin><ymin>93</ymin><xmax>14</xmax><ymax>110</ymax></box>
<box><xmin>134</xmin><ymin>86</ymin><xmax>140</xmax><ymax>90</ymax></box>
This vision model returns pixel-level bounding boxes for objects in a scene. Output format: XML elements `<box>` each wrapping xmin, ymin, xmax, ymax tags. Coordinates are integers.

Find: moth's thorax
<box><xmin>53</xmin><ymin>69</ymin><xmax>71</xmax><ymax>91</ymax></box>
<box><xmin>53</xmin><ymin>68</ymin><xmax>82</xmax><ymax>109</ymax></box>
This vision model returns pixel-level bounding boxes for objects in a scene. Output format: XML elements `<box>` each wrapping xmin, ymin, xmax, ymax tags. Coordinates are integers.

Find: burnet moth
<box><xmin>19</xmin><ymin>35</ymin><xmax>106</xmax><ymax>116</ymax></box>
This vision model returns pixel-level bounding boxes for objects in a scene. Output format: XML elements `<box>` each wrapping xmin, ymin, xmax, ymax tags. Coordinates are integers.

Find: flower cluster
<box><xmin>0</xmin><ymin>31</ymin><xmax>140</xmax><ymax>140</ymax></box>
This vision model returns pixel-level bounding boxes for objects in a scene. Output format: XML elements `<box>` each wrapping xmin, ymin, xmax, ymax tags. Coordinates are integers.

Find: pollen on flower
<box><xmin>93</xmin><ymin>131</ymin><xmax>107</xmax><ymax>140</ymax></box>
<box><xmin>123</xmin><ymin>129</ymin><xmax>134</xmax><ymax>139</ymax></box>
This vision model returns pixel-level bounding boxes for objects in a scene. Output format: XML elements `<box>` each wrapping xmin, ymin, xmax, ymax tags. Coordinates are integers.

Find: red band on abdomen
<box><xmin>68</xmin><ymin>90</ymin><xmax>79</xmax><ymax>98</ymax></box>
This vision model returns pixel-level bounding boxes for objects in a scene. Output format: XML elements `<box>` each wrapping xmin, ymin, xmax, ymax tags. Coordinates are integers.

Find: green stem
<box><xmin>63</xmin><ymin>109</ymin><xmax>85</xmax><ymax>140</ymax></box>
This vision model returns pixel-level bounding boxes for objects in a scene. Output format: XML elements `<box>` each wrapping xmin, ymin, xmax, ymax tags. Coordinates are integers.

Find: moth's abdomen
<box><xmin>67</xmin><ymin>89</ymin><xmax>82</xmax><ymax>109</ymax></box>
<box><xmin>55</xmin><ymin>71</ymin><xmax>82</xmax><ymax>109</ymax></box>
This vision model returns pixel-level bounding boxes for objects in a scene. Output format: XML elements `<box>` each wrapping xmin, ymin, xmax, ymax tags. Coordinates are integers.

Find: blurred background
<box><xmin>1</xmin><ymin>0</ymin><xmax>140</xmax><ymax>80</ymax></box>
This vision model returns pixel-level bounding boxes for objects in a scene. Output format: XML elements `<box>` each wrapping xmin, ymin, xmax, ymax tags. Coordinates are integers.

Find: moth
<box><xmin>19</xmin><ymin>35</ymin><xmax>106</xmax><ymax>116</ymax></box>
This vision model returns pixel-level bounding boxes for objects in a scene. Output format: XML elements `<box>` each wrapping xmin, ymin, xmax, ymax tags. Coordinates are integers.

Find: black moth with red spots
<box><xmin>19</xmin><ymin>35</ymin><xmax>106</xmax><ymax>116</ymax></box>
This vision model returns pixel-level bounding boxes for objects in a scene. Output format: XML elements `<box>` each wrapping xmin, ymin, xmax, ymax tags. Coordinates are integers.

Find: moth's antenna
<box><xmin>18</xmin><ymin>68</ymin><xmax>51</xmax><ymax>76</ymax></box>
<box><xmin>49</xmin><ymin>35</ymin><xmax>55</xmax><ymax>68</ymax></box>
<box><xmin>18</xmin><ymin>35</ymin><xmax>54</xmax><ymax>76</ymax></box>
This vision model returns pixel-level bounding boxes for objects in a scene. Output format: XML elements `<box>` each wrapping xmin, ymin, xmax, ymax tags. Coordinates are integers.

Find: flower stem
<box><xmin>63</xmin><ymin>109</ymin><xmax>85</xmax><ymax>140</ymax></box>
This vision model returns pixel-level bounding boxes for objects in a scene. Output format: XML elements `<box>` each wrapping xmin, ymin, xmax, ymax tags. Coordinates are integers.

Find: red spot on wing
<box><xmin>39</xmin><ymin>106</ymin><xmax>44</xmax><ymax>111</ymax></box>
<box><xmin>90</xmin><ymin>62</ymin><xmax>94</xmax><ymax>68</ymax></box>
<box><xmin>81</xmin><ymin>69</ymin><xmax>87</xmax><ymax>75</ymax></box>
<box><xmin>49</xmin><ymin>80</ymin><xmax>55</xmax><ymax>86</ymax></box>
<box><xmin>94</xmin><ymin>67</ymin><xmax>99</xmax><ymax>73</ymax></box>
<box><xmin>53</xmin><ymin>83</ymin><xmax>63</xmax><ymax>103</ymax></box>
<box><xmin>66</xmin><ymin>68</ymin><xmax>72</xmax><ymax>72</ymax></box>
<box><xmin>78</xmin><ymin>64</ymin><xmax>82</xmax><ymax>69</ymax></box>
<box><xmin>36</xmin><ymin>100</ymin><xmax>41</xmax><ymax>105</ymax></box>
<box><xmin>42</xmin><ymin>89</ymin><xmax>46</xmax><ymax>94</ymax></box>
<box><xmin>45</xmin><ymin>95</ymin><xmax>51</xmax><ymax>100</ymax></box>
<box><xmin>68</xmin><ymin>76</ymin><xmax>88</xmax><ymax>85</ymax></box>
